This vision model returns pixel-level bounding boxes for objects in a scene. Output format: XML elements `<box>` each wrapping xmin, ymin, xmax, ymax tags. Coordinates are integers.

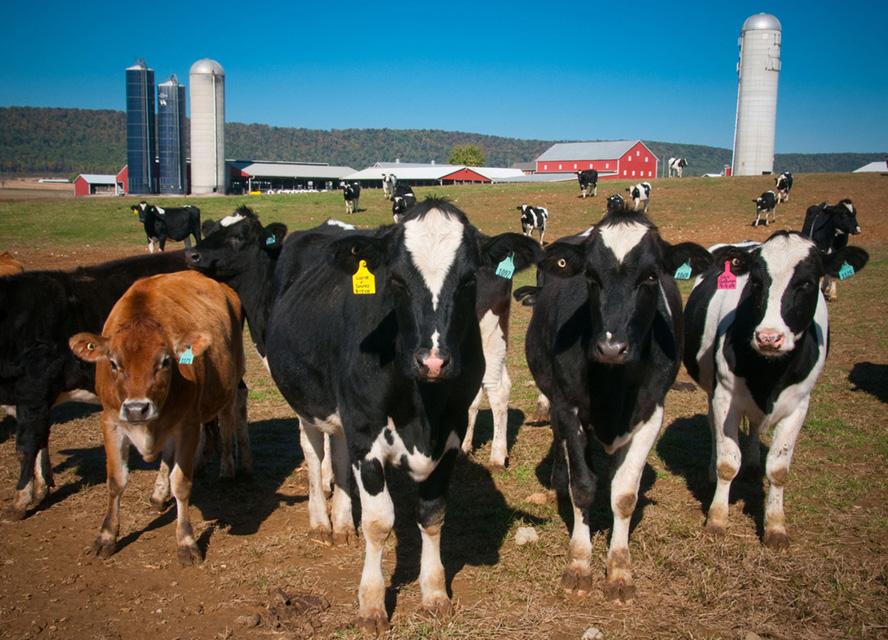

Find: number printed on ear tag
<box><xmin>717</xmin><ymin>260</ymin><xmax>736</xmax><ymax>290</ymax></box>
<box><xmin>495</xmin><ymin>253</ymin><xmax>516</xmax><ymax>280</ymax></box>
<box><xmin>352</xmin><ymin>260</ymin><xmax>376</xmax><ymax>294</ymax></box>
<box><xmin>673</xmin><ymin>261</ymin><xmax>692</xmax><ymax>280</ymax></box>
<box><xmin>837</xmin><ymin>261</ymin><xmax>855</xmax><ymax>281</ymax></box>
<box><xmin>265</xmin><ymin>235</ymin><xmax>276</xmax><ymax>246</ymax></box>
<box><xmin>179</xmin><ymin>346</ymin><xmax>194</xmax><ymax>365</ymax></box>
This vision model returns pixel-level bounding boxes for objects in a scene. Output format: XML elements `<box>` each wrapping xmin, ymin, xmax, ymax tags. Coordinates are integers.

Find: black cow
<box><xmin>668</xmin><ymin>157</ymin><xmax>688</xmax><ymax>178</ymax></box>
<box><xmin>340</xmin><ymin>181</ymin><xmax>361</xmax><ymax>214</ymax></box>
<box><xmin>775</xmin><ymin>172</ymin><xmax>794</xmax><ymax>203</ymax></box>
<box><xmin>606</xmin><ymin>194</ymin><xmax>625</xmax><ymax>213</ymax></box>
<box><xmin>625</xmin><ymin>182</ymin><xmax>651</xmax><ymax>212</ymax></box>
<box><xmin>188</xmin><ymin>200</ymin><xmax>541</xmax><ymax>632</ymax></box>
<box><xmin>0</xmin><ymin>251</ymin><xmax>188</xmax><ymax>519</ymax></box>
<box><xmin>801</xmin><ymin>199</ymin><xmax>861</xmax><ymax>300</ymax></box>
<box><xmin>391</xmin><ymin>184</ymin><xmax>417</xmax><ymax>223</ymax></box>
<box><xmin>576</xmin><ymin>169</ymin><xmax>598</xmax><ymax>198</ymax></box>
<box><xmin>683</xmin><ymin>232</ymin><xmax>868</xmax><ymax>548</ymax></box>
<box><xmin>518</xmin><ymin>204</ymin><xmax>549</xmax><ymax>244</ymax></box>
<box><xmin>751</xmin><ymin>190</ymin><xmax>778</xmax><ymax>227</ymax></box>
<box><xmin>524</xmin><ymin>208</ymin><xmax>711</xmax><ymax>601</ymax></box>
<box><xmin>131</xmin><ymin>201</ymin><xmax>201</xmax><ymax>252</ymax></box>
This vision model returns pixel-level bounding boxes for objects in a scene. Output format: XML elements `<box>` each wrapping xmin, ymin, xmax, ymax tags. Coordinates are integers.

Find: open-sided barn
<box><xmin>535</xmin><ymin>140</ymin><xmax>658</xmax><ymax>180</ymax></box>
<box><xmin>345</xmin><ymin>162</ymin><xmax>524</xmax><ymax>187</ymax></box>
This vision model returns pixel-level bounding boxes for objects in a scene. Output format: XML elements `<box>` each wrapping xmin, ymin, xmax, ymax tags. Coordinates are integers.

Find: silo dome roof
<box><xmin>190</xmin><ymin>58</ymin><xmax>224</xmax><ymax>76</ymax></box>
<box><xmin>742</xmin><ymin>13</ymin><xmax>781</xmax><ymax>32</ymax></box>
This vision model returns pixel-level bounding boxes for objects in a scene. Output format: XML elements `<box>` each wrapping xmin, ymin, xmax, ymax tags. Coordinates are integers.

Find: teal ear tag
<box><xmin>495</xmin><ymin>253</ymin><xmax>516</xmax><ymax>280</ymax></box>
<box><xmin>265</xmin><ymin>235</ymin><xmax>276</xmax><ymax>246</ymax></box>
<box><xmin>673</xmin><ymin>261</ymin><xmax>692</xmax><ymax>280</ymax></box>
<box><xmin>837</xmin><ymin>261</ymin><xmax>855</xmax><ymax>281</ymax></box>
<box><xmin>178</xmin><ymin>346</ymin><xmax>194</xmax><ymax>365</ymax></box>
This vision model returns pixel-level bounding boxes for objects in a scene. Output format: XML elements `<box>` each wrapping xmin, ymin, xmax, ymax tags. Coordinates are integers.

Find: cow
<box><xmin>381</xmin><ymin>173</ymin><xmax>397</xmax><ymax>200</ymax></box>
<box><xmin>683</xmin><ymin>232</ymin><xmax>868</xmax><ymax>549</ymax></box>
<box><xmin>625</xmin><ymin>182</ymin><xmax>651</xmax><ymax>212</ymax></box>
<box><xmin>69</xmin><ymin>271</ymin><xmax>246</xmax><ymax>565</ymax></box>
<box><xmin>131</xmin><ymin>201</ymin><xmax>201</xmax><ymax>253</ymax></box>
<box><xmin>190</xmin><ymin>199</ymin><xmax>541</xmax><ymax>632</ymax></box>
<box><xmin>775</xmin><ymin>172</ymin><xmax>794</xmax><ymax>203</ymax></box>
<box><xmin>0</xmin><ymin>251</ymin><xmax>24</xmax><ymax>277</ymax></box>
<box><xmin>606</xmin><ymin>194</ymin><xmax>625</xmax><ymax>213</ymax></box>
<box><xmin>752</xmin><ymin>190</ymin><xmax>778</xmax><ymax>227</ymax></box>
<box><xmin>524</xmin><ymin>207</ymin><xmax>712</xmax><ymax>601</ymax></box>
<box><xmin>391</xmin><ymin>184</ymin><xmax>417</xmax><ymax>223</ymax></box>
<box><xmin>0</xmin><ymin>251</ymin><xmax>190</xmax><ymax>520</ymax></box>
<box><xmin>801</xmin><ymin>199</ymin><xmax>861</xmax><ymax>300</ymax></box>
<box><xmin>340</xmin><ymin>181</ymin><xmax>362</xmax><ymax>214</ymax></box>
<box><xmin>668</xmin><ymin>157</ymin><xmax>688</xmax><ymax>178</ymax></box>
<box><xmin>518</xmin><ymin>204</ymin><xmax>549</xmax><ymax>244</ymax></box>
<box><xmin>576</xmin><ymin>170</ymin><xmax>598</xmax><ymax>198</ymax></box>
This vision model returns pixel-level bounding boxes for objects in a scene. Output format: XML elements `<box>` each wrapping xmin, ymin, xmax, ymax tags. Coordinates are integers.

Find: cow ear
<box><xmin>823</xmin><ymin>246</ymin><xmax>869</xmax><ymax>278</ymax></box>
<box><xmin>481</xmin><ymin>232</ymin><xmax>544</xmax><ymax>272</ymax></box>
<box><xmin>663</xmin><ymin>242</ymin><xmax>714</xmax><ymax>278</ymax></box>
<box><xmin>200</xmin><ymin>218</ymin><xmax>218</xmax><ymax>236</ymax></box>
<box><xmin>538</xmin><ymin>242</ymin><xmax>586</xmax><ymax>278</ymax></box>
<box><xmin>69</xmin><ymin>333</ymin><xmax>108</xmax><ymax>362</ymax></box>
<box><xmin>175</xmin><ymin>333</ymin><xmax>210</xmax><ymax>382</ymax></box>
<box><xmin>328</xmin><ymin>235</ymin><xmax>389</xmax><ymax>273</ymax></box>
<box><xmin>513</xmin><ymin>285</ymin><xmax>539</xmax><ymax>306</ymax></box>
<box><xmin>708</xmin><ymin>245</ymin><xmax>755</xmax><ymax>276</ymax></box>
<box><xmin>262</xmin><ymin>223</ymin><xmax>288</xmax><ymax>252</ymax></box>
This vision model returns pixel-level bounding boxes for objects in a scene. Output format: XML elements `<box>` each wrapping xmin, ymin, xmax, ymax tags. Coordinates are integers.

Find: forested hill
<box><xmin>0</xmin><ymin>106</ymin><xmax>882</xmax><ymax>178</ymax></box>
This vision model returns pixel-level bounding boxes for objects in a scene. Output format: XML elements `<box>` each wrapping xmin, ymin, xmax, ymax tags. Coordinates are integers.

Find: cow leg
<box><xmin>234</xmin><ymin>381</ymin><xmax>252</xmax><ymax>475</ymax></box>
<box><xmin>8</xmin><ymin>403</ymin><xmax>51</xmax><ymax>519</ymax></box>
<box><xmin>593</xmin><ymin>184</ymin><xmax>598</xmax><ymax>196</ymax></box>
<box><xmin>763</xmin><ymin>401</ymin><xmax>808</xmax><ymax>550</ymax></box>
<box><xmin>706</xmin><ymin>389</ymin><xmax>742</xmax><ymax>535</ymax></box>
<box><xmin>539</xmin><ymin>227</ymin><xmax>545</xmax><ymax>245</ymax></box>
<box><xmin>329</xmin><ymin>428</ymin><xmax>356</xmax><ymax>546</ymax></box>
<box><xmin>32</xmin><ymin>446</ymin><xmax>54</xmax><ymax>506</ymax></box>
<box><xmin>417</xmin><ymin>448</ymin><xmax>459</xmax><ymax>618</ymax></box>
<box><xmin>322</xmin><ymin>434</ymin><xmax>334</xmax><ymax>497</ymax></box>
<box><xmin>159</xmin><ymin>237</ymin><xmax>166</xmax><ymax>252</ymax></box>
<box><xmin>171</xmin><ymin>426</ymin><xmax>202</xmax><ymax>565</ymax></box>
<box><xmin>354</xmin><ymin>457</ymin><xmax>393</xmax><ymax>635</ymax></box>
<box><xmin>150</xmin><ymin>440</ymin><xmax>173</xmax><ymax>512</ymax></box>
<box><xmin>487</xmin><ymin>367</ymin><xmax>512</xmax><ymax>469</ymax></box>
<box><xmin>752</xmin><ymin>212</ymin><xmax>761</xmax><ymax>227</ymax></box>
<box><xmin>93</xmin><ymin>415</ymin><xmax>129</xmax><ymax>558</ymax></box>
<box><xmin>462</xmin><ymin>387</ymin><xmax>483</xmax><ymax>454</ymax></box>
<box><xmin>215</xmin><ymin>387</ymin><xmax>245</xmax><ymax>479</ymax></box>
<box><xmin>534</xmin><ymin>393</ymin><xmax>551</xmax><ymax>423</ymax></box>
<box><xmin>605</xmin><ymin>405</ymin><xmax>663</xmax><ymax>603</ymax></box>
<box><xmin>300</xmin><ymin>421</ymin><xmax>333</xmax><ymax>545</ymax></box>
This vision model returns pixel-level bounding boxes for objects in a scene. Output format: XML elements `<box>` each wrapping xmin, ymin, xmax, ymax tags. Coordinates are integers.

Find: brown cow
<box><xmin>70</xmin><ymin>271</ymin><xmax>246</xmax><ymax>565</ymax></box>
<box><xmin>0</xmin><ymin>251</ymin><xmax>24</xmax><ymax>277</ymax></box>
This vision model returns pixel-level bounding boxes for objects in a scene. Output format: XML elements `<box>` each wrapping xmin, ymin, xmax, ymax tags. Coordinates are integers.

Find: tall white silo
<box><xmin>189</xmin><ymin>59</ymin><xmax>226</xmax><ymax>194</ymax></box>
<box><xmin>731</xmin><ymin>13</ymin><xmax>782</xmax><ymax>176</ymax></box>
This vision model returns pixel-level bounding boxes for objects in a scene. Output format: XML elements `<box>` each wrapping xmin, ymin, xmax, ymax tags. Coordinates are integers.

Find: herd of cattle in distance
<box><xmin>0</xmin><ymin>173</ymin><xmax>869</xmax><ymax>634</ymax></box>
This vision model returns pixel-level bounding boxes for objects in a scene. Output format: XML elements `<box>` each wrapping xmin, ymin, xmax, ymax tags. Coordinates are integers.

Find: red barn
<box><xmin>535</xmin><ymin>140</ymin><xmax>658</xmax><ymax>180</ymax></box>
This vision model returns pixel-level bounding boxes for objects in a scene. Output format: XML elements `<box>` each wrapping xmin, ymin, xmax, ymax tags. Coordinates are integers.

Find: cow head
<box><xmin>606</xmin><ymin>194</ymin><xmax>625</xmax><ymax>212</ymax></box>
<box><xmin>537</xmin><ymin>209</ymin><xmax>712</xmax><ymax>365</ymax></box>
<box><xmin>131</xmin><ymin>201</ymin><xmax>150</xmax><ymax>222</ymax></box>
<box><xmin>330</xmin><ymin>199</ymin><xmax>542</xmax><ymax>382</ymax></box>
<box><xmin>833</xmin><ymin>199</ymin><xmax>861</xmax><ymax>235</ymax></box>
<box><xmin>70</xmin><ymin>321</ymin><xmax>209</xmax><ymax>426</ymax></box>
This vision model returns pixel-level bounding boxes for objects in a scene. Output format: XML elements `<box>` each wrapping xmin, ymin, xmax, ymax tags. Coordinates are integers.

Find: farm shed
<box><xmin>227</xmin><ymin>160</ymin><xmax>356</xmax><ymax>193</ymax></box>
<box><xmin>74</xmin><ymin>173</ymin><xmax>126</xmax><ymax>197</ymax></box>
<box><xmin>345</xmin><ymin>162</ymin><xmax>524</xmax><ymax>187</ymax></box>
<box><xmin>535</xmin><ymin>140</ymin><xmax>658</xmax><ymax>180</ymax></box>
<box><xmin>853</xmin><ymin>160</ymin><xmax>888</xmax><ymax>173</ymax></box>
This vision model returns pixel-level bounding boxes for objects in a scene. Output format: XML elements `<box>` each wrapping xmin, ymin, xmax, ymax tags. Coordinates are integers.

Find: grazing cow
<box><xmin>69</xmin><ymin>271</ymin><xmax>245</xmax><ymax>565</ymax></box>
<box><xmin>606</xmin><ymin>194</ymin><xmax>625</xmax><ymax>213</ymax></box>
<box><xmin>775</xmin><ymin>172</ymin><xmax>794</xmax><ymax>203</ymax></box>
<box><xmin>625</xmin><ymin>182</ymin><xmax>652</xmax><ymax>212</ymax></box>
<box><xmin>132</xmin><ymin>201</ymin><xmax>201</xmax><ymax>252</ymax></box>
<box><xmin>0</xmin><ymin>252</ymin><xmax>188</xmax><ymax>519</ymax></box>
<box><xmin>752</xmin><ymin>190</ymin><xmax>778</xmax><ymax>227</ymax></box>
<box><xmin>524</xmin><ymin>208</ymin><xmax>712</xmax><ymax>601</ymax></box>
<box><xmin>668</xmin><ymin>157</ymin><xmax>688</xmax><ymax>178</ymax></box>
<box><xmin>340</xmin><ymin>181</ymin><xmax>362</xmax><ymax>214</ymax></box>
<box><xmin>381</xmin><ymin>173</ymin><xmax>397</xmax><ymax>200</ymax></box>
<box><xmin>391</xmin><ymin>184</ymin><xmax>417</xmax><ymax>223</ymax></box>
<box><xmin>576</xmin><ymin>169</ymin><xmax>598</xmax><ymax>198</ymax></box>
<box><xmin>683</xmin><ymin>232</ymin><xmax>868</xmax><ymax>548</ymax></box>
<box><xmin>0</xmin><ymin>252</ymin><xmax>24</xmax><ymax>277</ymax></box>
<box><xmin>801</xmin><ymin>199</ymin><xmax>861</xmax><ymax>300</ymax></box>
<box><xmin>518</xmin><ymin>204</ymin><xmax>549</xmax><ymax>244</ymax></box>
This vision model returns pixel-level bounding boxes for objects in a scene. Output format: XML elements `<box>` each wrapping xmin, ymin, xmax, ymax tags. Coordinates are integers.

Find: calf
<box><xmin>683</xmin><ymin>232</ymin><xmax>867</xmax><ymax>548</ymax></box>
<box><xmin>668</xmin><ymin>157</ymin><xmax>688</xmax><ymax>178</ymax></box>
<box><xmin>625</xmin><ymin>182</ymin><xmax>652</xmax><ymax>212</ymax></box>
<box><xmin>0</xmin><ymin>251</ymin><xmax>24</xmax><ymax>277</ymax></box>
<box><xmin>70</xmin><ymin>271</ymin><xmax>245</xmax><ymax>564</ymax></box>
<box><xmin>576</xmin><ymin>169</ymin><xmax>598</xmax><ymax>198</ymax></box>
<box><xmin>381</xmin><ymin>173</ymin><xmax>397</xmax><ymax>200</ymax></box>
<box><xmin>775</xmin><ymin>172</ymin><xmax>794</xmax><ymax>203</ymax></box>
<box><xmin>340</xmin><ymin>181</ymin><xmax>362</xmax><ymax>214</ymax></box>
<box><xmin>525</xmin><ymin>209</ymin><xmax>711</xmax><ymax>601</ymax></box>
<box><xmin>801</xmin><ymin>199</ymin><xmax>861</xmax><ymax>300</ymax></box>
<box><xmin>391</xmin><ymin>184</ymin><xmax>417</xmax><ymax>223</ymax></box>
<box><xmin>606</xmin><ymin>194</ymin><xmax>625</xmax><ymax>213</ymax></box>
<box><xmin>132</xmin><ymin>201</ymin><xmax>201</xmax><ymax>252</ymax></box>
<box><xmin>518</xmin><ymin>204</ymin><xmax>549</xmax><ymax>244</ymax></box>
<box><xmin>751</xmin><ymin>190</ymin><xmax>778</xmax><ymax>227</ymax></box>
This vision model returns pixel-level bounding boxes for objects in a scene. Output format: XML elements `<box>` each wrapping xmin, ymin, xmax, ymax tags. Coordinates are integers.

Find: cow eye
<box><xmin>640</xmin><ymin>272</ymin><xmax>658</xmax><ymax>286</ymax></box>
<box><xmin>160</xmin><ymin>354</ymin><xmax>171</xmax><ymax>369</ymax></box>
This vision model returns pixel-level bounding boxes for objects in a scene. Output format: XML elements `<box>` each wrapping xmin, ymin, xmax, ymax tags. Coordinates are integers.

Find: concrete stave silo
<box><xmin>731</xmin><ymin>13</ymin><xmax>782</xmax><ymax>177</ymax></box>
<box><xmin>158</xmin><ymin>74</ymin><xmax>187</xmax><ymax>194</ymax></box>
<box><xmin>189</xmin><ymin>59</ymin><xmax>226</xmax><ymax>194</ymax></box>
<box><xmin>126</xmin><ymin>59</ymin><xmax>157</xmax><ymax>194</ymax></box>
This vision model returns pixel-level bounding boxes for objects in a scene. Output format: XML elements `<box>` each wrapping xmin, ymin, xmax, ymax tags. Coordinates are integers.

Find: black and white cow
<box><xmin>625</xmin><ymin>182</ymin><xmax>652</xmax><ymax>212</ymax></box>
<box><xmin>518</xmin><ymin>204</ymin><xmax>549</xmax><ymax>244</ymax></box>
<box><xmin>683</xmin><ymin>232</ymin><xmax>868</xmax><ymax>548</ymax></box>
<box><xmin>189</xmin><ymin>200</ymin><xmax>541</xmax><ymax>631</ymax></box>
<box><xmin>381</xmin><ymin>173</ymin><xmax>397</xmax><ymax>200</ymax></box>
<box><xmin>801</xmin><ymin>199</ymin><xmax>861</xmax><ymax>300</ymax></box>
<box><xmin>752</xmin><ymin>190</ymin><xmax>778</xmax><ymax>227</ymax></box>
<box><xmin>668</xmin><ymin>157</ymin><xmax>688</xmax><ymax>178</ymax></box>
<box><xmin>340</xmin><ymin>181</ymin><xmax>361</xmax><ymax>214</ymax></box>
<box><xmin>391</xmin><ymin>184</ymin><xmax>417</xmax><ymax>223</ymax></box>
<box><xmin>606</xmin><ymin>194</ymin><xmax>625</xmax><ymax>213</ymax></box>
<box><xmin>775</xmin><ymin>172</ymin><xmax>794</xmax><ymax>203</ymax></box>
<box><xmin>131</xmin><ymin>201</ymin><xmax>201</xmax><ymax>252</ymax></box>
<box><xmin>576</xmin><ymin>169</ymin><xmax>598</xmax><ymax>198</ymax></box>
<box><xmin>524</xmin><ymin>209</ymin><xmax>712</xmax><ymax>601</ymax></box>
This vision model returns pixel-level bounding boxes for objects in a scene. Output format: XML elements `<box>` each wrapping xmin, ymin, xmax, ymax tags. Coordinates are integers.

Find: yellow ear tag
<box><xmin>352</xmin><ymin>260</ymin><xmax>376</xmax><ymax>295</ymax></box>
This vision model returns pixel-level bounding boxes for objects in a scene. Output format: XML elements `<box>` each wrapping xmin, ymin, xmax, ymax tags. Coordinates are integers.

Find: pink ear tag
<box><xmin>717</xmin><ymin>260</ymin><xmax>736</xmax><ymax>290</ymax></box>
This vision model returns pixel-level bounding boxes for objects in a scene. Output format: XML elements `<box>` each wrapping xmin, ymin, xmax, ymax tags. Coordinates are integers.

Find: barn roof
<box><xmin>346</xmin><ymin>164</ymin><xmax>524</xmax><ymax>181</ymax></box>
<box><xmin>852</xmin><ymin>161</ymin><xmax>887</xmax><ymax>173</ymax></box>
<box><xmin>76</xmin><ymin>174</ymin><xmax>118</xmax><ymax>184</ymax></box>
<box><xmin>536</xmin><ymin>140</ymin><xmax>641</xmax><ymax>161</ymax></box>
<box><xmin>231</xmin><ymin>161</ymin><xmax>355</xmax><ymax>179</ymax></box>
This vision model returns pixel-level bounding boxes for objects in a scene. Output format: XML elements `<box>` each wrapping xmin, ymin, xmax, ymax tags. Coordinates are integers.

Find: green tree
<box><xmin>448</xmin><ymin>144</ymin><xmax>486</xmax><ymax>166</ymax></box>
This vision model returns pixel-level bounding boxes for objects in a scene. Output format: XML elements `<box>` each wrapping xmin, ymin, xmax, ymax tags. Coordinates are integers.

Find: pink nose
<box><xmin>755</xmin><ymin>330</ymin><xmax>784</xmax><ymax>350</ymax></box>
<box><xmin>422</xmin><ymin>355</ymin><xmax>446</xmax><ymax>378</ymax></box>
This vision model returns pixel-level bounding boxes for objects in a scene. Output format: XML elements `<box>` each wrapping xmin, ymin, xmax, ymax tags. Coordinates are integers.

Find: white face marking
<box><xmin>756</xmin><ymin>235</ymin><xmax>816</xmax><ymax>352</ymax></box>
<box><xmin>139</xmin><ymin>202</ymin><xmax>147</xmax><ymax>211</ymax></box>
<box><xmin>403</xmin><ymin>208</ymin><xmax>465</xmax><ymax>310</ymax></box>
<box><xmin>326</xmin><ymin>219</ymin><xmax>355</xmax><ymax>230</ymax></box>
<box><xmin>430</xmin><ymin>329</ymin><xmax>440</xmax><ymax>351</ymax></box>
<box><xmin>155</xmin><ymin>206</ymin><xmax>165</xmax><ymax>215</ymax></box>
<box><xmin>220</xmin><ymin>213</ymin><xmax>246</xmax><ymax>227</ymax></box>
<box><xmin>599</xmin><ymin>221</ymin><xmax>649</xmax><ymax>264</ymax></box>
<box><xmin>843</xmin><ymin>202</ymin><xmax>854</xmax><ymax>214</ymax></box>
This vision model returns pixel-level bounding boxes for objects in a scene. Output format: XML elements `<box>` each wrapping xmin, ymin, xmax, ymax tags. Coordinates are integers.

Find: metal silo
<box><xmin>126</xmin><ymin>59</ymin><xmax>157</xmax><ymax>194</ymax></box>
<box><xmin>158</xmin><ymin>75</ymin><xmax>187</xmax><ymax>194</ymax></box>
<box><xmin>189</xmin><ymin>59</ymin><xmax>226</xmax><ymax>194</ymax></box>
<box><xmin>731</xmin><ymin>13</ymin><xmax>782</xmax><ymax>176</ymax></box>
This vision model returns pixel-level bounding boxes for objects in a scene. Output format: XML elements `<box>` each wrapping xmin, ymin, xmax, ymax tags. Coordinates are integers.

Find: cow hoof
<box><xmin>333</xmin><ymin>528</ymin><xmax>358</xmax><ymax>547</ymax></box>
<box><xmin>560</xmin><ymin>566</ymin><xmax>594</xmax><ymax>596</ymax></box>
<box><xmin>705</xmin><ymin>520</ymin><xmax>726</xmax><ymax>537</ymax></box>
<box><xmin>604</xmin><ymin>577</ymin><xmax>636</xmax><ymax>603</ymax></box>
<box><xmin>764</xmin><ymin>529</ymin><xmax>790</xmax><ymax>550</ymax></box>
<box><xmin>177</xmin><ymin>542</ymin><xmax>203</xmax><ymax>566</ymax></box>
<box><xmin>31</xmin><ymin>486</ymin><xmax>49</xmax><ymax>507</ymax></box>
<box><xmin>486</xmin><ymin>461</ymin><xmax>507</xmax><ymax>472</ymax></box>
<box><xmin>460</xmin><ymin>442</ymin><xmax>473</xmax><ymax>455</ymax></box>
<box><xmin>2</xmin><ymin>506</ymin><xmax>27</xmax><ymax>522</ymax></box>
<box><xmin>91</xmin><ymin>539</ymin><xmax>117</xmax><ymax>559</ymax></box>
<box><xmin>309</xmin><ymin>527</ymin><xmax>334</xmax><ymax>546</ymax></box>
<box><xmin>421</xmin><ymin>594</ymin><xmax>453</xmax><ymax>619</ymax></box>
<box><xmin>150</xmin><ymin>496</ymin><xmax>170</xmax><ymax>513</ymax></box>
<box><xmin>357</xmin><ymin>609</ymin><xmax>389</xmax><ymax>636</ymax></box>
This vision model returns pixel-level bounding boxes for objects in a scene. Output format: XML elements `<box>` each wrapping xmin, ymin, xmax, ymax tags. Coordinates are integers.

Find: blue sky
<box><xmin>4</xmin><ymin>0</ymin><xmax>886</xmax><ymax>153</ymax></box>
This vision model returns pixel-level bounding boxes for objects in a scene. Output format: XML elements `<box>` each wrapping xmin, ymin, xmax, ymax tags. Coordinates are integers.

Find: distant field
<box><xmin>0</xmin><ymin>173</ymin><xmax>886</xmax><ymax>639</ymax></box>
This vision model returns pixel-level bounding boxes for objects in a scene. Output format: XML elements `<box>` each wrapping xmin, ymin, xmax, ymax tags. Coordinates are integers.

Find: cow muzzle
<box><xmin>595</xmin><ymin>337</ymin><xmax>629</xmax><ymax>364</ymax></box>
<box><xmin>120</xmin><ymin>399</ymin><xmax>157</xmax><ymax>423</ymax></box>
<box><xmin>414</xmin><ymin>348</ymin><xmax>451</xmax><ymax>381</ymax></box>
<box><xmin>754</xmin><ymin>330</ymin><xmax>785</xmax><ymax>353</ymax></box>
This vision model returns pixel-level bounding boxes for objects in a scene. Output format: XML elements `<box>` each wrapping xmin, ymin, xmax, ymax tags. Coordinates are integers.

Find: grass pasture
<box><xmin>0</xmin><ymin>173</ymin><xmax>886</xmax><ymax>639</ymax></box>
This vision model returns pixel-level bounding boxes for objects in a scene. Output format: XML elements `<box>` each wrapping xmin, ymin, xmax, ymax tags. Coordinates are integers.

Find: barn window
<box><xmin>632</xmin><ymin>170</ymin><xmax>636</xmax><ymax>177</ymax></box>
<box><xmin>573</xmin><ymin>163</ymin><xmax>577</xmax><ymax>169</ymax></box>
<box><xmin>636</xmin><ymin>150</ymin><xmax>640</xmax><ymax>156</ymax></box>
<box><xmin>543</xmin><ymin>164</ymin><xmax>548</xmax><ymax>171</ymax></box>
<box><xmin>644</xmin><ymin>156</ymin><xmax>648</xmax><ymax>163</ymax></box>
<box><xmin>558</xmin><ymin>164</ymin><xmax>562</xmax><ymax>170</ymax></box>
<box><xmin>648</xmin><ymin>171</ymin><xmax>652</xmax><ymax>177</ymax></box>
<box><xmin>605</xmin><ymin>163</ymin><xmax>609</xmax><ymax>169</ymax></box>
<box><xmin>623</xmin><ymin>170</ymin><xmax>627</xmax><ymax>176</ymax></box>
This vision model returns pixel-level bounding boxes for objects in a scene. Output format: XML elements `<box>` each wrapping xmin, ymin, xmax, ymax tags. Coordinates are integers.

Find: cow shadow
<box><xmin>462</xmin><ymin>408</ymin><xmax>525</xmax><ymax>461</ymax></box>
<box><xmin>0</xmin><ymin>402</ymin><xmax>101</xmax><ymax>446</ymax></box>
<box><xmin>657</xmin><ymin>414</ymin><xmax>767</xmax><ymax>538</ymax></box>
<box><xmin>848</xmin><ymin>362</ymin><xmax>888</xmax><ymax>403</ymax></box>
